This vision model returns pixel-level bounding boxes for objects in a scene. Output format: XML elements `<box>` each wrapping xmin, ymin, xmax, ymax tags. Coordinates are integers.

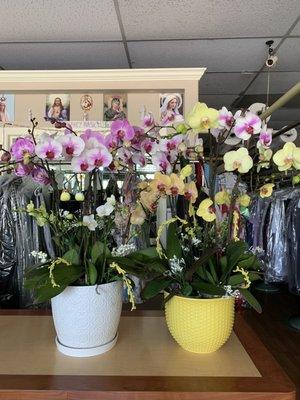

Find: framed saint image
<box><xmin>103</xmin><ymin>94</ymin><xmax>127</xmax><ymax>121</ymax></box>
<box><xmin>0</xmin><ymin>93</ymin><xmax>14</xmax><ymax>123</ymax></box>
<box><xmin>160</xmin><ymin>93</ymin><xmax>184</xmax><ymax>125</ymax></box>
<box><xmin>45</xmin><ymin>94</ymin><xmax>70</xmax><ymax>121</ymax></box>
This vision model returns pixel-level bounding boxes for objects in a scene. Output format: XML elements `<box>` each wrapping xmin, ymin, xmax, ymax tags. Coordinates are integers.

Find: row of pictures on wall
<box><xmin>0</xmin><ymin>93</ymin><xmax>184</xmax><ymax>125</ymax></box>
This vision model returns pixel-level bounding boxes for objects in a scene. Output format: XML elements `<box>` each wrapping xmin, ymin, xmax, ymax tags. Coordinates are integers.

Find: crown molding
<box><xmin>0</xmin><ymin>68</ymin><xmax>206</xmax><ymax>84</ymax></box>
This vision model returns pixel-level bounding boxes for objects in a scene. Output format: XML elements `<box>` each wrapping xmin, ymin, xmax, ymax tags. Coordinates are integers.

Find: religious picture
<box><xmin>45</xmin><ymin>94</ymin><xmax>70</xmax><ymax>121</ymax></box>
<box><xmin>160</xmin><ymin>93</ymin><xmax>184</xmax><ymax>125</ymax></box>
<box><xmin>103</xmin><ymin>94</ymin><xmax>127</xmax><ymax>121</ymax></box>
<box><xmin>0</xmin><ymin>94</ymin><xmax>14</xmax><ymax>123</ymax></box>
<box><xmin>80</xmin><ymin>94</ymin><xmax>93</xmax><ymax>121</ymax></box>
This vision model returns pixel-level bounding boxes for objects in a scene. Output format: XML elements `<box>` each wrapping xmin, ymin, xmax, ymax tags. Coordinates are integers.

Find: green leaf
<box><xmin>187</xmin><ymin>247</ymin><xmax>218</xmax><ymax>281</ymax></box>
<box><xmin>181</xmin><ymin>283</ymin><xmax>193</xmax><ymax>296</ymax></box>
<box><xmin>238</xmin><ymin>254</ymin><xmax>260</xmax><ymax>270</ymax></box>
<box><xmin>166</xmin><ymin>221</ymin><xmax>182</xmax><ymax>259</ymax></box>
<box><xmin>220</xmin><ymin>256</ymin><xmax>228</xmax><ymax>274</ymax></box>
<box><xmin>208</xmin><ymin>257</ymin><xmax>218</xmax><ymax>283</ymax></box>
<box><xmin>192</xmin><ymin>280</ymin><xmax>226</xmax><ymax>296</ymax></box>
<box><xmin>63</xmin><ymin>248</ymin><xmax>80</xmax><ymax>265</ymax></box>
<box><xmin>142</xmin><ymin>279</ymin><xmax>172</xmax><ymax>300</ymax></box>
<box><xmin>226</xmin><ymin>241</ymin><xmax>248</xmax><ymax>269</ymax></box>
<box><xmin>91</xmin><ymin>241</ymin><xmax>111</xmax><ymax>265</ymax></box>
<box><xmin>88</xmin><ymin>262</ymin><xmax>98</xmax><ymax>285</ymax></box>
<box><xmin>228</xmin><ymin>274</ymin><xmax>244</xmax><ymax>286</ymax></box>
<box><xmin>239</xmin><ymin>288</ymin><xmax>262</xmax><ymax>313</ymax></box>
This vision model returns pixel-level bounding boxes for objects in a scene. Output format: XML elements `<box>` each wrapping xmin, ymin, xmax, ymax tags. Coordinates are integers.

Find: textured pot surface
<box><xmin>165</xmin><ymin>295</ymin><xmax>235</xmax><ymax>353</ymax></box>
<box><xmin>51</xmin><ymin>281</ymin><xmax>122</xmax><ymax>354</ymax></box>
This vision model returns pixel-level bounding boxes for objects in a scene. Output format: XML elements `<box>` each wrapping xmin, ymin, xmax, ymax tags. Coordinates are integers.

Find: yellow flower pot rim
<box><xmin>164</xmin><ymin>291</ymin><xmax>233</xmax><ymax>302</ymax></box>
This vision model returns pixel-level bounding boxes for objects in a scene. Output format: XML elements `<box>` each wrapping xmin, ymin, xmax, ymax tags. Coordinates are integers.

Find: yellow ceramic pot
<box><xmin>165</xmin><ymin>294</ymin><xmax>235</xmax><ymax>353</ymax></box>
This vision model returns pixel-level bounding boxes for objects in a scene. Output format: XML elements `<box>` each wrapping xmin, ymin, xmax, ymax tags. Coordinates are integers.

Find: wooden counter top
<box><xmin>0</xmin><ymin>309</ymin><xmax>295</xmax><ymax>400</ymax></box>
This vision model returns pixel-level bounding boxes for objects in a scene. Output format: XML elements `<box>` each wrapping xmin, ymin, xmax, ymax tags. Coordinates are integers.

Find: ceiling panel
<box><xmin>247</xmin><ymin>71</ymin><xmax>300</xmax><ymax>94</ymax></box>
<box><xmin>0</xmin><ymin>43</ymin><xmax>128</xmax><ymax>70</ymax></box>
<box><xmin>0</xmin><ymin>0</ymin><xmax>122</xmax><ymax>41</ymax></box>
<box><xmin>270</xmin><ymin>109</ymin><xmax>300</xmax><ymax>121</ymax></box>
<box><xmin>119</xmin><ymin>0</ymin><xmax>300</xmax><ymax>39</ymax></box>
<box><xmin>275</xmin><ymin>38</ymin><xmax>300</xmax><ymax>71</ymax></box>
<box><xmin>199</xmin><ymin>73</ymin><xmax>253</xmax><ymax>94</ymax></box>
<box><xmin>129</xmin><ymin>39</ymin><xmax>275</xmax><ymax>72</ymax></box>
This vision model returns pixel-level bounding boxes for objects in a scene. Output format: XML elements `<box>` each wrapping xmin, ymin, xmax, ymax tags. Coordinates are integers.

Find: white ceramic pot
<box><xmin>51</xmin><ymin>281</ymin><xmax>123</xmax><ymax>357</ymax></box>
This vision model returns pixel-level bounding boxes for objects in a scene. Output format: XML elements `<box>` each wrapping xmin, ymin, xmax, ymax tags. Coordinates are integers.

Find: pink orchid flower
<box><xmin>132</xmin><ymin>152</ymin><xmax>147</xmax><ymax>167</ymax></box>
<box><xmin>80</xmin><ymin>129</ymin><xmax>106</xmax><ymax>149</ymax></box>
<box><xmin>105</xmin><ymin>132</ymin><xmax>119</xmax><ymax>150</ymax></box>
<box><xmin>141</xmin><ymin>138</ymin><xmax>156</xmax><ymax>154</ymax></box>
<box><xmin>58</xmin><ymin>134</ymin><xmax>85</xmax><ymax>159</ymax></box>
<box><xmin>131</xmin><ymin>126</ymin><xmax>145</xmax><ymax>150</ymax></box>
<box><xmin>15</xmin><ymin>162</ymin><xmax>33</xmax><ymax>177</ymax></box>
<box><xmin>259</xmin><ymin>126</ymin><xmax>273</xmax><ymax>148</ymax></box>
<box><xmin>117</xmin><ymin>148</ymin><xmax>134</xmax><ymax>167</ymax></box>
<box><xmin>10</xmin><ymin>137</ymin><xmax>35</xmax><ymax>161</ymax></box>
<box><xmin>143</xmin><ymin>112</ymin><xmax>154</xmax><ymax>128</ymax></box>
<box><xmin>111</xmin><ymin>120</ymin><xmax>135</xmax><ymax>142</ymax></box>
<box><xmin>152</xmin><ymin>152</ymin><xmax>172</xmax><ymax>174</ymax></box>
<box><xmin>219</xmin><ymin>107</ymin><xmax>234</xmax><ymax>130</ymax></box>
<box><xmin>234</xmin><ymin>110</ymin><xmax>261</xmax><ymax>140</ymax></box>
<box><xmin>159</xmin><ymin>134</ymin><xmax>183</xmax><ymax>152</ymax></box>
<box><xmin>71</xmin><ymin>152</ymin><xmax>93</xmax><ymax>172</ymax></box>
<box><xmin>35</xmin><ymin>136</ymin><xmax>62</xmax><ymax>160</ymax></box>
<box><xmin>86</xmin><ymin>146</ymin><xmax>112</xmax><ymax>168</ymax></box>
<box><xmin>31</xmin><ymin>166</ymin><xmax>51</xmax><ymax>185</ymax></box>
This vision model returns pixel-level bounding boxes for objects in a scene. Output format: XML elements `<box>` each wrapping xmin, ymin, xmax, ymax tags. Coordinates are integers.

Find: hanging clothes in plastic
<box><xmin>0</xmin><ymin>175</ymin><xmax>53</xmax><ymax>308</ymax></box>
<box><xmin>249</xmin><ymin>187</ymin><xmax>300</xmax><ymax>284</ymax></box>
<box><xmin>286</xmin><ymin>190</ymin><xmax>300</xmax><ymax>295</ymax></box>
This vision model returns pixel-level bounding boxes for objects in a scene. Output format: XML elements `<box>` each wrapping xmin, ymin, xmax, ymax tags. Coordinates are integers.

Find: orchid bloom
<box><xmin>141</xmin><ymin>138</ymin><xmax>156</xmax><ymax>154</ymax></box>
<box><xmin>111</xmin><ymin>119</ymin><xmax>135</xmax><ymax>142</ymax></box>
<box><xmin>257</xmin><ymin>143</ymin><xmax>273</xmax><ymax>171</ymax></box>
<box><xmin>273</xmin><ymin>142</ymin><xmax>300</xmax><ymax>171</ymax></box>
<box><xmin>132</xmin><ymin>152</ymin><xmax>147</xmax><ymax>167</ymax></box>
<box><xmin>167</xmin><ymin>174</ymin><xmax>185</xmax><ymax>196</ymax></box>
<box><xmin>196</xmin><ymin>198</ymin><xmax>216</xmax><ymax>222</ymax></box>
<box><xmin>259</xmin><ymin>183</ymin><xmax>275</xmax><ymax>198</ymax></box>
<box><xmin>15</xmin><ymin>162</ymin><xmax>33</xmax><ymax>177</ymax></box>
<box><xmin>149</xmin><ymin>172</ymin><xmax>171</xmax><ymax>195</ymax></box>
<box><xmin>131</xmin><ymin>126</ymin><xmax>145</xmax><ymax>150</ymax></box>
<box><xmin>10</xmin><ymin>137</ymin><xmax>35</xmax><ymax>162</ymax></box>
<box><xmin>31</xmin><ymin>166</ymin><xmax>51</xmax><ymax>185</ymax></box>
<box><xmin>118</xmin><ymin>147</ymin><xmax>134</xmax><ymax>168</ymax></box>
<box><xmin>219</xmin><ymin>107</ymin><xmax>234</xmax><ymax>130</ymax></box>
<box><xmin>233</xmin><ymin>110</ymin><xmax>261</xmax><ymax>140</ymax></box>
<box><xmin>130</xmin><ymin>204</ymin><xmax>146</xmax><ymax>225</ymax></box>
<box><xmin>259</xmin><ymin>126</ymin><xmax>273</xmax><ymax>148</ymax></box>
<box><xmin>215</xmin><ymin>190</ymin><xmax>231</xmax><ymax>205</ymax></box>
<box><xmin>58</xmin><ymin>134</ymin><xmax>85</xmax><ymax>159</ymax></box>
<box><xmin>82</xmin><ymin>215</ymin><xmax>97</xmax><ymax>231</ymax></box>
<box><xmin>140</xmin><ymin>190</ymin><xmax>159</xmax><ymax>212</ymax></box>
<box><xmin>186</xmin><ymin>102</ymin><xmax>219</xmax><ymax>131</ymax></box>
<box><xmin>143</xmin><ymin>112</ymin><xmax>154</xmax><ymax>128</ymax></box>
<box><xmin>105</xmin><ymin>132</ymin><xmax>119</xmax><ymax>150</ymax></box>
<box><xmin>71</xmin><ymin>152</ymin><xmax>93</xmax><ymax>172</ymax></box>
<box><xmin>159</xmin><ymin>134</ymin><xmax>183</xmax><ymax>152</ymax></box>
<box><xmin>96</xmin><ymin>201</ymin><xmax>115</xmax><ymax>217</ymax></box>
<box><xmin>180</xmin><ymin>165</ymin><xmax>193</xmax><ymax>179</ymax></box>
<box><xmin>238</xmin><ymin>194</ymin><xmax>251</xmax><ymax>208</ymax></box>
<box><xmin>224</xmin><ymin>148</ymin><xmax>253</xmax><ymax>174</ymax></box>
<box><xmin>184</xmin><ymin>181</ymin><xmax>198</xmax><ymax>203</ymax></box>
<box><xmin>80</xmin><ymin>129</ymin><xmax>105</xmax><ymax>148</ymax></box>
<box><xmin>151</xmin><ymin>152</ymin><xmax>172</xmax><ymax>174</ymax></box>
<box><xmin>86</xmin><ymin>146</ymin><xmax>112</xmax><ymax>168</ymax></box>
<box><xmin>35</xmin><ymin>136</ymin><xmax>62</xmax><ymax>160</ymax></box>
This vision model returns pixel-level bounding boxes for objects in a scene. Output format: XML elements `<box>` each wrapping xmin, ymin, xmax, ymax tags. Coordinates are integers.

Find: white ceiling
<box><xmin>0</xmin><ymin>0</ymin><xmax>299</xmax><ymax>130</ymax></box>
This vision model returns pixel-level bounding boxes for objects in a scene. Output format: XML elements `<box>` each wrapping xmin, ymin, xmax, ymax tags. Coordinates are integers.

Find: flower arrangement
<box><xmin>0</xmin><ymin>100</ymin><xmax>299</xmax><ymax>313</ymax></box>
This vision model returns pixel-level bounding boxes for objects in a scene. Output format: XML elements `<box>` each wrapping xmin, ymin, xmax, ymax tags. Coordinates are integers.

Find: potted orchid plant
<box><xmin>116</xmin><ymin>102</ymin><xmax>300</xmax><ymax>353</ymax></box>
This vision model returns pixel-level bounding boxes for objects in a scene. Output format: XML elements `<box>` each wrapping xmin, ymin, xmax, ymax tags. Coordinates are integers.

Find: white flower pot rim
<box><xmin>66</xmin><ymin>281</ymin><xmax>119</xmax><ymax>289</ymax></box>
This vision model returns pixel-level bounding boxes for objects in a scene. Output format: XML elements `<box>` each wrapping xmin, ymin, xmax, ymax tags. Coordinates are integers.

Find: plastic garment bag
<box><xmin>286</xmin><ymin>193</ymin><xmax>300</xmax><ymax>294</ymax></box>
<box><xmin>0</xmin><ymin>175</ymin><xmax>53</xmax><ymax>308</ymax></box>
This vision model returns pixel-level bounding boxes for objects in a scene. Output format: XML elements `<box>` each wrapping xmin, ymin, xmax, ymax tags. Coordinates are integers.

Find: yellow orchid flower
<box><xmin>140</xmin><ymin>190</ymin><xmax>159</xmax><ymax>212</ymax></box>
<box><xmin>149</xmin><ymin>172</ymin><xmax>171</xmax><ymax>195</ymax></box>
<box><xmin>259</xmin><ymin>183</ymin><xmax>274</xmax><ymax>198</ymax></box>
<box><xmin>215</xmin><ymin>190</ymin><xmax>231</xmax><ymax>205</ymax></box>
<box><xmin>258</xmin><ymin>146</ymin><xmax>273</xmax><ymax>172</ymax></box>
<box><xmin>184</xmin><ymin>181</ymin><xmax>198</xmax><ymax>203</ymax></box>
<box><xmin>130</xmin><ymin>204</ymin><xmax>146</xmax><ymax>225</ymax></box>
<box><xmin>138</xmin><ymin>181</ymin><xmax>149</xmax><ymax>190</ymax></box>
<box><xmin>196</xmin><ymin>198</ymin><xmax>216</xmax><ymax>222</ymax></box>
<box><xmin>180</xmin><ymin>164</ymin><xmax>193</xmax><ymax>179</ymax></box>
<box><xmin>167</xmin><ymin>173</ymin><xmax>185</xmax><ymax>196</ymax></box>
<box><xmin>273</xmin><ymin>142</ymin><xmax>300</xmax><ymax>171</ymax></box>
<box><xmin>238</xmin><ymin>194</ymin><xmax>251</xmax><ymax>207</ymax></box>
<box><xmin>224</xmin><ymin>148</ymin><xmax>253</xmax><ymax>174</ymax></box>
<box><xmin>186</xmin><ymin>102</ymin><xmax>219</xmax><ymax>131</ymax></box>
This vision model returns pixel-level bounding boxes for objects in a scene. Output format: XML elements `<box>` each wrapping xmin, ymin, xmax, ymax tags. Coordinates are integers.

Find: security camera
<box><xmin>265</xmin><ymin>54</ymin><xmax>278</xmax><ymax>68</ymax></box>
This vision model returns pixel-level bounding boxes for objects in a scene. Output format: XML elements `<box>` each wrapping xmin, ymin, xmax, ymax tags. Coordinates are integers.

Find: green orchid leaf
<box><xmin>91</xmin><ymin>241</ymin><xmax>111</xmax><ymax>265</ymax></box>
<box><xmin>88</xmin><ymin>262</ymin><xmax>98</xmax><ymax>285</ymax></box>
<box><xmin>142</xmin><ymin>279</ymin><xmax>172</xmax><ymax>300</ymax></box>
<box><xmin>166</xmin><ymin>221</ymin><xmax>182</xmax><ymax>259</ymax></box>
<box><xmin>63</xmin><ymin>248</ymin><xmax>80</xmax><ymax>265</ymax></box>
<box><xmin>181</xmin><ymin>283</ymin><xmax>193</xmax><ymax>296</ymax></box>
<box><xmin>239</xmin><ymin>288</ymin><xmax>262</xmax><ymax>313</ymax></box>
<box><xmin>192</xmin><ymin>280</ymin><xmax>226</xmax><ymax>296</ymax></box>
